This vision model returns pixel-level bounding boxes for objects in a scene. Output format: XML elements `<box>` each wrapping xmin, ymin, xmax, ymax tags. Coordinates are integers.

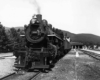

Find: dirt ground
<box><xmin>35</xmin><ymin>50</ymin><xmax>100</xmax><ymax>80</ymax></box>
<box><xmin>0</xmin><ymin>54</ymin><xmax>15</xmax><ymax>78</ymax></box>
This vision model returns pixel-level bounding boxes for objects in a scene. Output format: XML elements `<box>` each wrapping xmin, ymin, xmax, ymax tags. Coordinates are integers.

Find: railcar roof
<box><xmin>70</xmin><ymin>42</ymin><xmax>83</xmax><ymax>45</ymax></box>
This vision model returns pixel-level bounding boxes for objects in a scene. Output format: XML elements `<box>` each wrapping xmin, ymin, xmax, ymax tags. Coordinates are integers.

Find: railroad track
<box><xmin>0</xmin><ymin>55</ymin><xmax>14</xmax><ymax>59</ymax></box>
<box><xmin>0</xmin><ymin>71</ymin><xmax>41</xmax><ymax>80</ymax></box>
<box><xmin>0</xmin><ymin>72</ymin><xmax>16</xmax><ymax>80</ymax></box>
<box><xmin>88</xmin><ymin>49</ymin><xmax>100</xmax><ymax>51</ymax></box>
<box><xmin>28</xmin><ymin>72</ymin><xmax>41</xmax><ymax>80</ymax></box>
<box><xmin>80</xmin><ymin>50</ymin><xmax>100</xmax><ymax>60</ymax></box>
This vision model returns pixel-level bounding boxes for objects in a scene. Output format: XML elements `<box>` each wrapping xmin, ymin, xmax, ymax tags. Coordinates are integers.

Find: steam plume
<box><xmin>30</xmin><ymin>0</ymin><xmax>41</xmax><ymax>14</ymax></box>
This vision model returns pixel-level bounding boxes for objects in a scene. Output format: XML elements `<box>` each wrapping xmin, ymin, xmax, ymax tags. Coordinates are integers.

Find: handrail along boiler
<box><xmin>14</xmin><ymin>14</ymin><xmax>71</xmax><ymax>71</ymax></box>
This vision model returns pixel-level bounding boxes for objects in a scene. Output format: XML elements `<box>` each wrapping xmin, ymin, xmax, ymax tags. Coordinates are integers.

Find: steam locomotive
<box><xmin>13</xmin><ymin>14</ymin><xmax>71</xmax><ymax>71</ymax></box>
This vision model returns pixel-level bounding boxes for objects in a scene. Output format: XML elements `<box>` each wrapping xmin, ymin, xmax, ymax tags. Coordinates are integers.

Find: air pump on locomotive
<box><xmin>13</xmin><ymin>14</ymin><xmax>71</xmax><ymax>71</ymax></box>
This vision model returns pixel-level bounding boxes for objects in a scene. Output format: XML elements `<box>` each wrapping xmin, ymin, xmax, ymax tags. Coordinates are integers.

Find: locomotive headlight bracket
<box><xmin>37</xmin><ymin>30</ymin><xmax>41</xmax><ymax>35</ymax></box>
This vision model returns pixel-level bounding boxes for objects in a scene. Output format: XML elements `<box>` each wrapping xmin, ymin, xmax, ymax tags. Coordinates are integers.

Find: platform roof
<box><xmin>70</xmin><ymin>42</ymin><xmax>83</xmax><ymax>46</ymax></box>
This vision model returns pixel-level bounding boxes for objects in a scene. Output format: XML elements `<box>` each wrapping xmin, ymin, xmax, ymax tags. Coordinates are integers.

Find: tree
<box><xmin>0</xmin><ymin>23</ymin><xmax>9</xmax><ymax>52</ymax></box>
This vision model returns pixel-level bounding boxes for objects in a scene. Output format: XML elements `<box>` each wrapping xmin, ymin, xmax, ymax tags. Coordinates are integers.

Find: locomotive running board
<box><xmin>14</xmin><ymin>64</ymin><xmax>25</xmax><ymax>68</ymax></box>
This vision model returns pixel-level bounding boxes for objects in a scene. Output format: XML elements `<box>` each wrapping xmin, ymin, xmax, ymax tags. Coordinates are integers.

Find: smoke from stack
<box><xmin>29</xmin><ymin>0</ymin><xmax>41</xmax><ymax>14</ymax></box>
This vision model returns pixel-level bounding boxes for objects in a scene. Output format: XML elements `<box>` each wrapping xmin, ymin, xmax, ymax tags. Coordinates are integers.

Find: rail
<box><xmin>0</xmin><ymin>72</ymin><xmax>16</xmax><ymax>80</ymax></box>
<box><xmin>0</xmin><ymin>71</ymin><xmax>41</xmax><ymax>80</ymax></box>
<box><xmin>80</xmin><ymin>50</ymin><xmax>100</xmax><ymax>60</ymax></box>
<box><xmin>28</xmin><ymin>72</ymin><xmax>41</xmax><ymax>80</ymax></box>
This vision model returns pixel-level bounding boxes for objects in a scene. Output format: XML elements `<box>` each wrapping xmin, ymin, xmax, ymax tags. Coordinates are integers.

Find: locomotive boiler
<box><xmin>14</xmin><ymin>14</ymin><xmax>71</xmax><ymax>71</ymax></box>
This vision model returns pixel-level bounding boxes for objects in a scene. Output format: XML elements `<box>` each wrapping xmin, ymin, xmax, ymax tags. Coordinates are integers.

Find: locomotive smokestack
<box><xmin>36</xmin><ymin>14</ymin><xmax>42</xmax><ymax>22</ymax></box>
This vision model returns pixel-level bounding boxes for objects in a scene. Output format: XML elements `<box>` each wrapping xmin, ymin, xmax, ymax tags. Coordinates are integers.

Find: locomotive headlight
<box><xmin>36</xmin><ymin>21</ymin><xmax>39</xmax><ymax>23</ymax></box>
<box><xmin>31</xmin><ymin>19</ymin><xmax>36</xmax><ymax>24</ymax></box>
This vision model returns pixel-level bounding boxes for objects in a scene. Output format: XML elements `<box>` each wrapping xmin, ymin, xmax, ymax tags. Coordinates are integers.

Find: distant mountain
<box><xmin>5</xmin><ymin>27</ymin><xmax>10</xmax><ymax>30</ymax></box>
<box><xmin>63</xmin><ymin>30</ymin><xmax>100</xmax><ymax>46</ymax></box>
<box><xmin>75</xmin><ymin>34</ymin><xmax>100</xmax><ymax>45</ymax></box>
<box><xmin>13</xmin><ymin>26</ymin><xmax>24</xmax><ymax>30</ymax></box>
<box><xmin>5</xmin><ymin>26</ymin><xmax>24</xmax><ymax>30</ymax></box>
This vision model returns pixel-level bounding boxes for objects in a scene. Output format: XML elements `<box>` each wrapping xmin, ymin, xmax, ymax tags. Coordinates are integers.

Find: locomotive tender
<box><xmin>14</xmin><ymin>14</ymin><xmax>71</xmax><ymax>71</ymax></box>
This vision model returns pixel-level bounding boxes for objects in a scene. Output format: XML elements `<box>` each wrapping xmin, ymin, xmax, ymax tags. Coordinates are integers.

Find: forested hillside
<box><xmin>63</xmin><ymin>30</ymin><xmax>100</xmax><ymax>46</ymax></box>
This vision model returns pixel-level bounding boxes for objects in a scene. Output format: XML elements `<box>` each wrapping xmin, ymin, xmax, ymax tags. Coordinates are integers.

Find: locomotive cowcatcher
<box><xmin>13</xmin><ymin>14</ymin><xmax>71</xmax><ymax>71</ymax></box>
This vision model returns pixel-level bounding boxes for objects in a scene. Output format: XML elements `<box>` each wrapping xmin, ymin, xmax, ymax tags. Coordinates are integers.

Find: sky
<box><xmin>0</xmin><ymin>0</ymin><xmax>100</xmax><ymax>36</ymax></box>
